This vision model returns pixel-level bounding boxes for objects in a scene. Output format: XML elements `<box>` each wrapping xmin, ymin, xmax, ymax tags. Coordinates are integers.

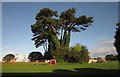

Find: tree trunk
<box><xmin>61</xmin><ymin>30</ymin><xmax>67</xmax><ymax>47</ymax></box>
<box><xmin>65</xmin><ymin>30</ymin><xmax>71</xmax><ymax>48</ymax></box>
<box><xmin>60</xmin><ymin>28</ymin><xmax>63</xmax><ymax>45</ymax></box>
<box><xmin>48</xmin><ymin>38</ymin><xmax>54</xmax><ymax>58</ymax></box>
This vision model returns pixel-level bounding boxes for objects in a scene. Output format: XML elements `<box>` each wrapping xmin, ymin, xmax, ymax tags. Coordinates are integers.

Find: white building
<box><xmin>88</xmin><ymin>58</ymin><xmax>97</xmax><ymax>63</ymax></box>
<box><xmin>15</xmin><ymin>54</ymin><xmax>29</xmax><ymax>62</ymax></box>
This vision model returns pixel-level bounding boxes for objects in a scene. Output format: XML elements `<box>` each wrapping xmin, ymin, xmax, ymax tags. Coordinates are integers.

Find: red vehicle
<box><xmin>49</xmin><ymin>59</ymin><xmax>56</xmax><ymax>65</ymax></box>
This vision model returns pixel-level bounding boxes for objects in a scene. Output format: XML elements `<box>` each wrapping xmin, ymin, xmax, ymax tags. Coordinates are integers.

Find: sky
<box><xmin>1</xmin><ymin>2</ymin><xmax>119</xmax><ymax>60</ymax></box>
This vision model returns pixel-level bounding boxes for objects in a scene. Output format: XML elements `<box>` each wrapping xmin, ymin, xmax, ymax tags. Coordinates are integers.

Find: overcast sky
<box><xmin>1</xmin><ymin>2</ymin><xmax>119</xmax><ymax>60</ymax></box>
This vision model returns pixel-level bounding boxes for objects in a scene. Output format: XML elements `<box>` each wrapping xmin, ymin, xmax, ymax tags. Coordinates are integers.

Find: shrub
<box><xmin>105</xmin><ymin>54</ymin><xmax>118</xmax><ymax>61</ymax></box>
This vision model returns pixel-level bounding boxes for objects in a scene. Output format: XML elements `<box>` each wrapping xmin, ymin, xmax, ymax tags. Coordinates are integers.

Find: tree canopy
<box><xmin>31</xmin><ymin>7</ymin><xmax>93</xmax><ymax>59</ymax></box>
<box><xmin>28</xmin><ymin>51</ymin><xmax>43</xmax><ymax>62</ymax></box>
<box><xmin>2</xmin><ymin>54</ymin><xmax>15</xmax><ymax>62</ymax></box>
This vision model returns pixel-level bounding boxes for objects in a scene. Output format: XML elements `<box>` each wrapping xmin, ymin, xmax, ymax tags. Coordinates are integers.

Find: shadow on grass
<box><xmin>52</xmin><ymin>68</ymin><xmax>119</xmax><ymax>76</ymax></box>
<box><xmin>2</xmin><ymin>68</ymin><xmax>120</xmax><ymax>77</ymax></box>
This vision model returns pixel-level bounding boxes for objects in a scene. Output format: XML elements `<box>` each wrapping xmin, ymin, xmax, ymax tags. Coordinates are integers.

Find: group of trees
<box><xmin>28</xmin><ymin>44</ymin><xmax>90</xmax><ymax>63</ymax></box>
<box><xmin>31</xmin><ymin>7</ymin><xmax>93</xmax><ymax>62</ymax></box>
<box><xmin>2</xmin><ymin>44</ymin><xmax>90</xmax><ymax>63</ymax></box>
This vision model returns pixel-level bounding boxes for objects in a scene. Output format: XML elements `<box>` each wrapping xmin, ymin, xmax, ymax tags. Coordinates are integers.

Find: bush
<box><xmin>60</xmin><ymin>44</ymin><xmax>90</xmax><ymax>63</ymax></box>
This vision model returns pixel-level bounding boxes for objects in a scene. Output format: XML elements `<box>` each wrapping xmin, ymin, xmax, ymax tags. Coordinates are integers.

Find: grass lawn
<box><xmin>2</xmin><ymin>61</ymin><xmax>120</xmax><ymax>74</ymax></box>
<box><xmin>1</xmin><ymin>61</ymin><xmax>120</xmax><ymax>73</ymax></box>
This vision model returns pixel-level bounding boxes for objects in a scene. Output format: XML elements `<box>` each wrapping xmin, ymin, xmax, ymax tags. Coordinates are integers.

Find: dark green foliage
<box><xmin>56</xmin><ymin>57</ymin><xmax>64</xmax><ymax>63</ymax></box>
<box><xmin>2</xmin><ymin>54</ymin><xmax>15</xmax><ymax>62</ymax></box>
<box><xmin>31</xmin><ymin>8</ymin><xmax>59</xmax><ymax>48</ymax></box>
<box><xmin>105</xmin><ymin>54</ymin><xmax>117</xmax><ymax>61</ymax></box>
<box><xmin>31</xmin><ymin>8</ymin><xmax>60</xmax><ymax>58</ymax></box>
<box><xmin>61</xmin><ymin>44</ymin><xmax>90</xmax><ymax>63</ymax></box>
<box><xmin>67</xmin><ymin>50</ymin><xmax>80</xmax><ymax>63</ymax></box>
<box><xmin>58</xmin><ymin>47</ymin><xmax>70</xmax><ymax>62</ymax></box>
<box><xmin>35</xmin><ymin>8</ymin><xmax>58</xmax><ymax>19</ymax></box>
<box><xmin>114</xmin><ymin>21</ymin><xmax>120</xmax><ymax>63</ymax></box>
<box><xmin>44</xmin><ymin>51</ymin><xmax>53</xmax><ymax>60</ymax></box>
<box><xmin>28</xmin><ymin>51</ymin><xmax>43</xmax><ymax>62</ymax></box>
<box><xmin>79</xmin><ymin>45</ymin><xmax>90</xmax><ymax>63</ymax></box>
<box><xmin>60</xmin><ymin>8</ymin><xmax>94</xmax><ymax>48</ymax></box>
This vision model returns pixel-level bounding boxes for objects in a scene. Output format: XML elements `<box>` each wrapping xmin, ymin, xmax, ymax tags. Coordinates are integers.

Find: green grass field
<box><xmin>1</xmin><ymin>61</ymin><xmax>120</xmax><ymax>73</ymax></box>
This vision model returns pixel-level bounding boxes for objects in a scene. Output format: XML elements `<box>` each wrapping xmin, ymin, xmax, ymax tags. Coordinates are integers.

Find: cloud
<box><xmin>2</xmin><ymin>50</ymin><xmax>16</xmax><ymax>57</ymax></box>
<box><xmin>90</xmin><ymin>47</ymin><xmax>117</xmax><ymax>58</ymax></box>
<box><xmin>97</xmin><ymin>36</ymin><xmax>110</xmax><ymax>41</ymax></box>
<box><xmin>97</xmin><ymin>40</ymin><xmax>113</xmax><ymax>46</ymax></box>
<box><xmin>89</xmin><ymin>38</ymin><xmax>117</xmax><ymax>58</ymax></box>
<box><xmin>90</xmin><ymin>47</ymin><xmax>116</xmax><ymax>54</ymax></box>
<box><xmin>96</xmin><ymin>39</ymin><xmax>114</xmax><ymax>47</ymax></box>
